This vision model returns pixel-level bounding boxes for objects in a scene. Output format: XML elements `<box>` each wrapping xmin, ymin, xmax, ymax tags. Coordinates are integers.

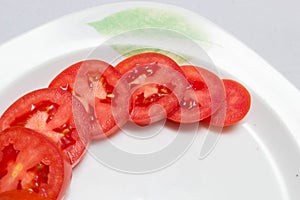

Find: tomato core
<box><xmin>0</xmin><ymin>143</ymin><xmax>50</xmax><ymax>193</ymax></box>
<box><xmin>10</xmin><ymin>101</ymin><xmax>59</xmax><ymax>127</ymax></box>
<box><xmin>132</xmin><ymin>85</ymin><xmax>172</xmax><ymax>108</ymax></box>
<box><xmin>53</xmin><ymin>124</ymin><xmax>76</xmax><ymax>149</ymax></box>
<box><xmin>23</xmin><ymin>163</ymin><xmax>49</xmax><ymax>193</ymax></box>
<box><xmin>97</xmin><ymin>76</ymin><xmax>115</xmax><ymax>104</ymax></box>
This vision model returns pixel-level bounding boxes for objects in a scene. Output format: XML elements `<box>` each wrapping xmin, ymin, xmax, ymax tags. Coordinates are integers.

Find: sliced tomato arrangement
<box><xmin>0</xmin><ymin>88</ymin><xmax>89</xmax><ymax>166</ymax></box>
<box><xmin>0</xmin><ymin>52</ymin><xmax>252</xmax><ymax>200</ymax></box>
<box><xmin>0</xmin><ymin>127</ymin><xmax>71</xmax><ymax>200</ymax></box>
<box><xmin>0</xmin><ymin>190</ymin><xmax>52</xmax><ymax>200</ymax></box>
<box><xmin>115</xmin><ymin>52</ymin><xmax>188</xmax><ymax>125</ymax></box>
<box><xmin>49</xmin><ymin>60</ymin><xmax>128</xmax><ymax>139</ymax></box>
<box><xmin>204</xmin><ymin>79</ymin><xmax>251</xmax><ymax>127</ymax></box>
<box><xmin>167</xmin><ymin>65</ymin><xmax>225</xmax><ymax>123</ymax></box>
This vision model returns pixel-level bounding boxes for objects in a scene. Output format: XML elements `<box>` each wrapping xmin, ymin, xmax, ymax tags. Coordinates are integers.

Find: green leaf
<box><xmin>88</xmin><ymin>8</ymin><xmax>208</xmax><ymax>41</ymax></box>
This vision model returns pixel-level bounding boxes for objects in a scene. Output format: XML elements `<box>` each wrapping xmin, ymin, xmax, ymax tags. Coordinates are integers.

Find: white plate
<box><xmin>1</xmin><ymin>2</ymin><xmax>300</xmax><ymax>200</ymax></box>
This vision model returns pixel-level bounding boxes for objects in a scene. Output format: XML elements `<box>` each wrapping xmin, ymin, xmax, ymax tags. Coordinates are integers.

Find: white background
<box><xmin>0</xmin><ymin>0</ymin><xmax>299</xmax><ymax>89</ymax></box>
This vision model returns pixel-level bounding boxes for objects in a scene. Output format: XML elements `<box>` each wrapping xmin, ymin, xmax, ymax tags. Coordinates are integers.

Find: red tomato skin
<box><xmin>115</xmin><ymin>52</ymin><xmax>188</xmax><ymax>125</ymax></box>
<box><xmin>0</xmin><ymin>127</ymin><xmax>72</xmax><ymax>200</ymax></box>
<box><xmin>204</xmin><ymin>79</ymin><xmax>251</xmax><ymax>127</ymax></box>
<box><xmin>167</xmin><ymin>65</ymin><xmax>225</xmax><ymax>123</ymax></box>
<box><xmin>0</xmin><ymin>190</ymin><xmax>52</xmax><ymax>200</ymax></box>
<box><xmin>49</xmin><ymin>60</ymin><xmax>129</xmax><ymax>139</ymax></box>
<box><xmin>0</xmin><ymin>88</ymin><xmax>90</xmax><ymax>166</ymax></box>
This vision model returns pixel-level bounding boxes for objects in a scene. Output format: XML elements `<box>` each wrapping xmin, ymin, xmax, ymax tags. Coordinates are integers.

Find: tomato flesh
<box><xmin>115</xmin><ymin>52</ymin><xmax>183</xmax><ymax>75</ymax></box>
<box><xmin>115</xmin><ymin>52</ymin><xmax>188</xmax><ymax>125</ymax></box>
<box><xmin>0</xmin><ymin>144</ymin><xmax>19</xmax><ymax>180</ymax></box>
<box><xmin>0</xmin><ymin>88</ymin><xmax>89</xmax><ymax>166</ymax></box>
<box><xmin>48</xmin><ymin>61</ymin><xmax>82</xmax><ymax>94</ymax></box>
<box><xmin>168</xmin><ymin>65</ymin><xmax>225</xmax><ymax>123</ymax></box>
<box><xmin>0</xmin><ymin>127</ymin><xmax>71</xmax><ymax>200</ymax></box>
<box><xmin>204</xmin><ymin>79</ymin><xmax>251</xmax><ymax>127</ymax></box>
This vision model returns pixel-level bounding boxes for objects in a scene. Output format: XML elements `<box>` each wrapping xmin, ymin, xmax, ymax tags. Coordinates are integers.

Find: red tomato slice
<box><xmin>0</xmin><ymin>127</ymin><xmax>71</xmax><ymax>200</ymax></box>
<box><xmin>167</xmin><ymin>65</ymin><xmax>225</xmax><ymax>123</ymax></box>
<box><xmin>0</xmin><ymin>88</ymin><xmax>90</xmax><ymax>166</ymax></box>
<box><xmin>115</xmin><ymin>52</ymin><xmax>188</xmax><ymax>125</ymax></box>
<box><xmin>0</xmin><ymin>190</ymin><xmax>52</xmax><ymax>200</ymax></box>
<box><xmin>204</xmin><ymin>79</ymin><xmax>251</xmax><ymax>127</ymax></box>
<box><xmin>49</xmin><ymin>60</ymin><xmax>129</xmax><ymax>139</ymax></box>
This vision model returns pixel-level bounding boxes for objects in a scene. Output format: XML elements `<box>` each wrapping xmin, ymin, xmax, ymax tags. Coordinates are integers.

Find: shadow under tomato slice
<box><xmin>115</xmin><ymin>52</ymin><xmax>188</xmax><ymax>125</ymax></box>
<box><xmin>167</xmin><ymin>65</ymin><xmax>225</xmax><ymax>123</ymax></box>
<box><xmin>0</xmin><ymin>127</ymin><xmax>71</xmax><ymax>200</ymax></box>
<box><xmin>0</xmin><ymin>88</ymin><xmax>89</xmax><ymax>166</ymax></box>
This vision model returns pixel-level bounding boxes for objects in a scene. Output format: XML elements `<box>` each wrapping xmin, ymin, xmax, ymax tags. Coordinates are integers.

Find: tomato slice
<box><xmin>167</xmin><ymin>65</ymin><xmax>225</xmax><ymax>123</ymax></box>
<box><xmin>0</xmin><ymin>190</ymin><xmax>52</xmax><ymax>200</ymax></box>
<box><xmin>49</xmin><ymin>60</ymin><xmax>129</xmax><ymax>139</ymax></box>
<box><xmin>0</xmin><ymin>88</ymin><xmax>90</xmax><ymax>166</ymax></box>
<box><xmin>204</xmin><ymin>79</ymin><xmax>251</xmax><ymax>127</ymax></box>
<box><xmin>115</xmin><ymin>52</ymin><xmax>188</xmax><ymax>125</ymax></box>
<box><xmin>0</xmin><ymin>127</ymin><xmax>71</xmax><ymax>200</ymax></box>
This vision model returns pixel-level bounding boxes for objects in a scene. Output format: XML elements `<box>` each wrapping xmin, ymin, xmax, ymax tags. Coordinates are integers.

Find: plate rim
<box><xmin>1</xmin><ymin>2</ymin><xmax>300</xmax><ymax>199</ymax></box>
